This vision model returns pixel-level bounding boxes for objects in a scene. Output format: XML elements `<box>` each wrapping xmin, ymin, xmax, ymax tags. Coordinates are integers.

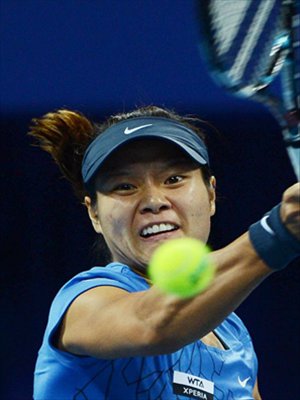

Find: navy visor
<box><xmin>82</xmin><ymin>116</ymin><xmax>209</xmax><ymax>190</ymax></box>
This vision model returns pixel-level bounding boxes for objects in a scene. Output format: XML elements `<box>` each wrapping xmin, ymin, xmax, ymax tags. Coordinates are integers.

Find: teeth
<box><xmin>141</xmin><ymin>223</ymin><xmax>177</xmax><ymax>237</ymax></box>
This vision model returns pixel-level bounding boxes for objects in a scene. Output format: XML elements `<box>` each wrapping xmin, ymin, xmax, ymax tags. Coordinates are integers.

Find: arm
<box><xmin>58</xmin><ymin>232</ymin><xmax>270</xmax><ymax>358</ymax></box>
<box><xmin>253</xmin><ymin>379</ymin><xmax>262</xmax><ymax>400</ymax></box>
<box><xmin>58</xmin><ymin>184</ymin><xmax>300</xmax><ymax>359</ymax></box>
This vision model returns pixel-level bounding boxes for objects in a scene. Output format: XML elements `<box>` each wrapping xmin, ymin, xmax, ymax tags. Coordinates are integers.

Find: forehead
<box><xmin>100</xmin><ymin>138</ymin><xmax>198</xmax><ymax>171</ymax></box>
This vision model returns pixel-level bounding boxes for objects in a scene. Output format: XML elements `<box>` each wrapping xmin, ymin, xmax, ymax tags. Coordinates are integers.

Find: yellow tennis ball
<box><xmin>148</xmin><ymin>237</ymin><xmax>215</xmax><ymax>298</ymax></box>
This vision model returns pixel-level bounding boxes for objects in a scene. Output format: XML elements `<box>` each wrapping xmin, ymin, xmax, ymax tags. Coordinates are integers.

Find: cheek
<box><xmin>99</xmin><ymin>199</ymin><xmax>132</xmax><ymax>239</ymax></box>
<box><xmin>188</xmin><ymin>205</ymin><xmax>211</xmax><ymax>225</ymax></box>
<box><xmin>183</xmin><ymin>181</ymin><xmax>212</xmax><ymax>213</ymax></box>
<box><xmin>189</xmin><ymin>208</ymin><xmax>212</xmax><ymax>242</ymax></box>
<box><xmin>110</xmin><ymin>213</ymin><xmax>128</xmax><ymax>238</ymax></box>
<box><xmin>181</xmin><ymin>184</ymin><xmax>213</xmax><ymax>239</ymax></box>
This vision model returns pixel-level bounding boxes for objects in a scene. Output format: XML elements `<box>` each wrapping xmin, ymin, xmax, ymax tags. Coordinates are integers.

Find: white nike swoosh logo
<box><xmin>238</xmin><ymin>376</ymin><xmax>251</xmax><ymax>388</ymax></box>
<box><xmin>260</xmin><ymin>215</ymin><xmax>275</xmax><ymax>236</ymax></box>
<box><xmin>124</xmin><ymin>124</ymin><xmax>153</xmax><ymax>134</ymax></box>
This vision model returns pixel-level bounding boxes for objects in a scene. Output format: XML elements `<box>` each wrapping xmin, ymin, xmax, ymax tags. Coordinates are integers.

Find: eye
<box><xmin>113</xmin><ymin>183</ymin><xmax>136</xmax><ymax>192</ymax></box>
<box><xmin>165</xmin><ymin>175</ymin><xmax>184</xmax><ymax>185</ymax></box>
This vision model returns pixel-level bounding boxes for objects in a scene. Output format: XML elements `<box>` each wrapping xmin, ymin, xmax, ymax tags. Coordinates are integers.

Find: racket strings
<box><xmin>209</xmin><ymin>0</ymin><xmax>250</xmax><ymax>56</ymax></box>
<box><xmin>198</xmin><ymin>0</ymin><xmax>300</xmax><ymax>180</ymax></box>
<box><xmin>206</xmin><ymin>0</ymin><xmax>284</xmax><ymax>89</ymax></box>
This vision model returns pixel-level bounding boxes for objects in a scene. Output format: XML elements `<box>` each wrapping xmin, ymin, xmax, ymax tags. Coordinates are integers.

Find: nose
<box><xmin>139</xmin><ymin>186</ymin><xmax>171</xmax><ymax>214</ymax></box>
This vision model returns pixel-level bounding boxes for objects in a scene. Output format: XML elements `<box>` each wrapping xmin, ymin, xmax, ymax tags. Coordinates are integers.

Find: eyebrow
<box><xmin>98</xmin><ymin>157</ymin><xmax>199</xmax><ymax>181</ymax></box>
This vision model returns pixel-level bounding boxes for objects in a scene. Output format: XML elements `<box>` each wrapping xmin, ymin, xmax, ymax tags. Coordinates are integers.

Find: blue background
<box><xmin>1</xmin><ymin>1</ymin><xmax>299</xmax><ymax>398</ymax></box>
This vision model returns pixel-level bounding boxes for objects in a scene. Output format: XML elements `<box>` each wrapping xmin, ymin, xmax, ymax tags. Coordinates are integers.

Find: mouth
<box><xmin>140</xmin><ymin>223</ymin><xmax>179</xmax><ymax>239</ymax></box>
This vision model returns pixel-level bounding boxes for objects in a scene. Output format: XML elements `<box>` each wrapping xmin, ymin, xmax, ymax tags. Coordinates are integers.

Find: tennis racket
<box><xmin>197</xmin><ymin>0</ymin><xmax>300</xmax><ymax>180</ymax></box>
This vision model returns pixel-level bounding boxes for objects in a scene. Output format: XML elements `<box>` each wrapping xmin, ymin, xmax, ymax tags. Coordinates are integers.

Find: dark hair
<box><xmin>29</xmin><ymin>105</ymin><xmax>212</xmax><ymax>202</ymax></box>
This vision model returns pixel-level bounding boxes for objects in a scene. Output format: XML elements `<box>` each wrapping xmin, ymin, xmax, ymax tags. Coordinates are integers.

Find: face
<box><xmin>85</xmin><ymin>139</ymin><xmax>216</xmax><ymax>273</ymax></box>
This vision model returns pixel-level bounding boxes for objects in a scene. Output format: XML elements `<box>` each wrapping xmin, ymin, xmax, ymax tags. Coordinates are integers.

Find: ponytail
<box><xmin>29</xmin><ymin>109</ymin><xmax>95</xmax><ymax>200</ymax></box>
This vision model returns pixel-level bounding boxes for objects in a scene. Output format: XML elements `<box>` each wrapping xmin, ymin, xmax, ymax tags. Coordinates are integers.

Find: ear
<box><xmin>208</xmin><ymin>176</ymin><xmax>216</xmax><ymax>216</ymax></box>
<box><xmin>84</xmin><ymin>196</ymin><xmax>103</xmax><ymax>234</ymax></box>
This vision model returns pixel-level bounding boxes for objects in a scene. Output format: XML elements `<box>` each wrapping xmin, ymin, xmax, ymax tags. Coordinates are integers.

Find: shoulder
<box><xmin>52</xmin><ymin>263</ymin><xmax>148</xmax><ymax>312</ymax></box>
<box><xmin>44</xmin><ymin>264</ymin><xmax>149</xmax><ymax>341</ymax></box>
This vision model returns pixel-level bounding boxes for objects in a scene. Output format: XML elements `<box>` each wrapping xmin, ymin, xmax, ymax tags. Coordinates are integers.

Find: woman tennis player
<box><xmin>30</xmin><ymin>105</ymin><xmax>300</xmax><ymax>399</ymax></box>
